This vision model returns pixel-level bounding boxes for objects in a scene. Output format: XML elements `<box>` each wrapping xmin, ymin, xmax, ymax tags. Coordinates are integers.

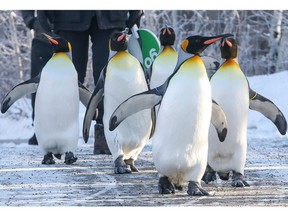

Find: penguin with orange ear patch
<box><xmin>1</xmin><ymin>34</ymin><xmax>92</xmax><ymax>165</ymax></box>
<box><xmin>150</xmin><ymin>25</ymin><xmax>178</xmax><ymax>88</ymax></box>
<box><xmin>83</xmin><ymin>30</ymin><xmax>153</xmax><ymax>174</ymax></box>
<box><xmin>149</xmin><ymin>25</ymin><xmax>178</xmax><ymax>113</ymax></box>
<box><xmin>203</xmin><ymin>37</ymin><xmax>287</xmax><ymax>187</ymax></box>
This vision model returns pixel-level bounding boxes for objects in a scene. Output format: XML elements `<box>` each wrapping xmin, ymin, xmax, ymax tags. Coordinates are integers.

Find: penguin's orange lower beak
<box><xmin>42</xmin><ymin>33</ymin><xmax>59</xmax><ymax>45</ymax></box>
<box><xmin>204</xmin><ymin>37</ymin><xmax>222</xmax><ymax>45</ymax></box>
<box><xmin>117</xmin><ymin>33</ymin><xmax>127</xmax><ymax>42</ymax></box>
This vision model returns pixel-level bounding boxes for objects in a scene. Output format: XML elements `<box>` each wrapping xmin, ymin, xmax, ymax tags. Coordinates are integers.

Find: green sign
<box><xmin>138</xmin><ymin>29</ymin><xmax>160</xmax><ymax>70</ymax></box>
<box><xmin>128</xmin><ymin>28</ymin><xmax>160</xmax><ymax>70</ymax></box>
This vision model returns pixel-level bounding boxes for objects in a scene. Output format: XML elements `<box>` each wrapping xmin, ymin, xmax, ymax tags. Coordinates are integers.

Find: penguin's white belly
<box><xmin>103</xmin><ymin>57</ymin><xmax>152</xmax><ymax>162</ymax></box>
<box><xmin>150</xmin><ymin>51</ymin><xmax>178</xmax><ymax>88</ymax></box>
<box><xmin>152</xmin><ymin>63</ymin><xmax>211</xmax><ymax>185</ymax></box>
<box><xmin>150</xmin><ymin>49</ymin><xmax>178</xmax><ymax>114</ymax></box>
<box><xmin>34</xmin><ymin>57</ymin><xmax>79</xmax><ymax>154</ymax></box>
<box><xmin>209</xmin><ymin>69</ymin><xmax>249</xmax><ymax>173</ymax></box>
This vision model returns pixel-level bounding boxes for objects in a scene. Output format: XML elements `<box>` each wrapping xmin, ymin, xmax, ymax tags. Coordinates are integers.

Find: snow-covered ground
<box><xmin>0</xmin><ymin>71</ymin><xmax>287</xmax><ymax>208</ymax></box>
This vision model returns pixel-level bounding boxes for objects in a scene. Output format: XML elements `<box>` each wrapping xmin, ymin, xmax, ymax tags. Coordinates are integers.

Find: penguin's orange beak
<box><xmin>204</xmin><ymin>33</ymin><xmax>234</xmax><ymax>45</ymax></box>
<box><xmin>42</xmin><ymin>33</ymin><xmax>59</xmax><ymax>45</ymax></box>
<box><xmin>221</xmin><ymin>38</ymin><xmax>233</xmax><ymax>47</ymax></box>
<box><xmin>117</xmin><ymin>33</ymin><xmax>127</xmax><ymax>42</ymax></box>
<box><xmin>204</xmin><ymin>37</ymin><xmax>222</xmax><ymax>45</ymax></box>
<box><xmin>163</xmin><ymin>27</ymin><xmax>171</xmax><ymax>35</ymax></box>
<box><xmin>226</xmin><ymin>39</ymin><xmax>233</xmax><ymax>47</ymax></box>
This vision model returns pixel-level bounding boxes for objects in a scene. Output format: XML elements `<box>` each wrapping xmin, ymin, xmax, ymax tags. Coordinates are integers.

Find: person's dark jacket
<box><xmin>21</xmin><ymin>10</ymin><xmax>50</xmax><ymax>43</ymax></box>
<box><xmin>37</xmin><ymin>10</ymin><xmax>143</xmax><ymax>33</ymax></box>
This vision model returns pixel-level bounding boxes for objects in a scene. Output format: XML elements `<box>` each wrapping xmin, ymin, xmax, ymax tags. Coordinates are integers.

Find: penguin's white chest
<box><xmin>150</xmin><ymin>47</ymin><xmax>178</xmax><ymax>88</ymax></box>
<box><xmin>103</xmin><ymin>52</ymin><xmax>152</xmax><ymax>161</ymax></box>
<box><xmin>34</xmin><ymin>54</ymin><xmax>79</xmax><ymax>154</ymax></box>
<box><xmin>152</xmin><ymin>56</ymin><xmax>211</xmax><ymax>183</ymax></box>
<box><xmin>208</xmin><ymin>60</ymin><xmax>249</xmax><ymax>173</ymax></box>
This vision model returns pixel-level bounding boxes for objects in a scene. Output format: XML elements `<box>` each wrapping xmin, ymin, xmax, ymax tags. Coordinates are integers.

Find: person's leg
<box><xmin>57</xmin><ymin>30</ymin><xmax>89</xmax><ymax>83</ymax></box>
<box><xmin>29</xmin><ymin>39</ymin><xmax>53</xmax><ymax>145</ymax></box>
<box><xmin>90</xmin><ymin>28</ymin><xmax>115</xmax><ymax>85</ymax></box>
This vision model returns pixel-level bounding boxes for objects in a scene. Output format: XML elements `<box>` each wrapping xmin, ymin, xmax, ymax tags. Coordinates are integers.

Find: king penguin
<box><xmin>149</xmin><ymin>26</ymin><xmax>178</xmax><ymax>113</ymax></box>
<box><xmin>150</xmin><ymin>25</ymin><xmax>178</xmax><ymax>89</ymax></box>
<box><xmin>108</xmin><ymin>33</ymin><xmax>233</xmax><ymax>196</ymax></box>
<box><xmin>82</xmin><ymin>30</ymin><xmax>153</xmax><ymax>174</ymax></box>
<box><xmin>1</xmin><ymin>34</ymin><xmax>92</xmax><ymax>165</ymax></box>
<box><xmin>202</xmin><ymin>37</ymin><xmax>287</xmax><ymax>187</ymax></box>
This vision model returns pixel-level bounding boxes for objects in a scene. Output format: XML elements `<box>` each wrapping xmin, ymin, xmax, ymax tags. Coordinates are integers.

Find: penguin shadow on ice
<box><xmin>202</xmin><ymin>37</ymin><xmax>288</xmax><ymax>187</ymax></box>
<box><xmin>108</xmin><ymin>33</ymin><xmax>234</xmax><ymax>196</ymax></box>
<box><xmin>82</xmin><ymin>29</ymin><xmax>154</xmax><ymax>174</ymax></box>
<box><xmin>1</xmin><ymin>34</ymin><xmax>92</xmax><ymax>165</ymax></box>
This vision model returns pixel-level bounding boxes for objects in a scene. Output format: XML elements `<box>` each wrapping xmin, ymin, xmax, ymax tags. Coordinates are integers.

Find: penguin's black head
<box><xmin>160</xmin><ymin>25</ymin><xmax>175</xmax><ymax>46</ymax></box>
<box><xmin>110</xmin><ymin>31</ymin><xmax>128</xmax><ymax>52</ymax></box>
<box><xmin>181</xmin><ymin>33</ymin><xmax>234</xmax><ymax>55</ymax></box>
<box><xmin>43</xmin><ymin>33</ymin><xmax>71</xmax><ymax>53</ymax></box>
<box><xmin>220</xmin><ymin>37</ymin><xmax>238</xmax><ymax>59</ymax></box>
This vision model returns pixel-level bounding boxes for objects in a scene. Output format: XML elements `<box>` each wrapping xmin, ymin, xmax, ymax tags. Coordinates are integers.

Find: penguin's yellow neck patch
<box><xmin>216</xmin><ymin>58</ymin><xmax>246</xmax><ymax>81</ymax></box>
<box><xmin>54</xmin><ymin>52</ymin><xmax>71</xmax><ymax>60</ymax></box>
<box><xmin>191</xmin><ymin>55</ymin><xmax>202</xmax><ymax>63</ymax></box>
<box><xmin>178</xmin><ymin>55</ymin><xmax>206</xmax><ymax>76</ymax></box>
<box><xmin>161</xmin><ymin>46</ymin><xmax>177</xmax><ymax>58</ymax></box>
<box><xmin>109</xmin><ymin>51</ymin><xmax>137</xmax><ymax>71</ymax></box>
<box><xmin>221</xmin><ymin>59</ymin><xmax>241</xmax><ymax>70</ymax></box>
<box><xmin>183</xmin><ymin>55</ymin><xmax>203</xmax><ymax>66</ymax></box>
<box><xmin>113</xmin><ymin>51</ymin><xmax>130</xmax><ymax>61</ymax></box>
<box><xmin>163</xmin><ymin>46</ymin><xmax>174</xmax><ymax>52</ymax></box>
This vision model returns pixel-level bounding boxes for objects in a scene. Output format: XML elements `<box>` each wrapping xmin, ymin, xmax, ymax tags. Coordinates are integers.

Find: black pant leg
<box><xmin>56</xmin><ymin>30</ymin><xmax>90</xmax><ymax>83</ymax></box>
<box><xmin>90</xmin><ymin>28</ymin><xmax>121</xmax><ymax>84</ymax></box>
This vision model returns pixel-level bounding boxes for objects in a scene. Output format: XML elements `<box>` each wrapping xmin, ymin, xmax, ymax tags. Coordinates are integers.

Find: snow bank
<box><xmin>247</xmin><ymin>71</ymin><xmax>288</xmax><ymax>139</ymax></box>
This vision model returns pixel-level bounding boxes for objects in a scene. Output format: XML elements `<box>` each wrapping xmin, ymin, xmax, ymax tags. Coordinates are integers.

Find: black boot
<box><xmin>94</xmin><ymin>124</ymin><xmax>111</xmax><ymax>155</ymax></box>
<box><xmin>28</xmin><ymin>133</ymin><xmax>38</xmax><ymax>145</ymax></box>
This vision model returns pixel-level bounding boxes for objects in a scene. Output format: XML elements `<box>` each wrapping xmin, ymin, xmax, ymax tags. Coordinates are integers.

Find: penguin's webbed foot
<box><xmin>174</xmin><ymin>184</ymin><xmax>183</xmax><ymax>191</ymax></box>
<box><xmin>124</xmin><ymin>158</ymin><xmax>139</xmax><ymax>172</ymax></box>
<box><xmin>231</xmin><ymin>171</ymin><xmax>250</xmax><ymax>187</ymax></box>
<box><xmin>218</xmin><ymin>171</ymin><xmax>230</xmax><ymax>181</ymax></box>
<box><xmin>158</xmin><ymin>176</ymin><xmax>175</xmax><ymax>194</ymax></box>
<box><xmin>202</xmin><ymin>164</ymin><xmax>217</xmax><ymax>184</ymax></box>
<box><xmin>42</xmin><ymin>152</ymin><xmax>55</xmax><ymax>165</ymax></box>
<box><xmin>114</xmin><ymin>165</ymin><xmax>131</xmax><ymax>174</ymax></box>
<box><xmin>114</xmin><ymin>155</ymin><xmax>131</xmax><ymax>174</ymax></box>
<box><xmin>187</xmin><ymin>181</ymin><xmax>209</xmax><ymax>196</ymax></box>
<box><xmin>54</xmin><ymin>153</ymin><xmax>62</xmax><ymax>160</ymax></box>
<box><xmin>64</xmin><ymin>152</ymin><xmax>78</xmax><ymax>165</ymax></box>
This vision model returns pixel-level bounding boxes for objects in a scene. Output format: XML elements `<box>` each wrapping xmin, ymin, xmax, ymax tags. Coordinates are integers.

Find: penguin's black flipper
<box><xmin>149</xmin><ymin>106</ymin><xmax>156</xmax><ymax>138</ymax></box>
<box><xmin>1</xmin><ymin>75</ymin><xmax>40</xmax><ymax>113</ymax></box>
<box><xmin>78</xmin><ymin>81</ymin><xmax>92</xmax><ymax>107</ymax></box>
<box><xmin>109</xmin><ymin>83</ymin><xmax>167</xmax><ymax>131</ymax></box>
<box><xmin>249</xmin><ymin>88</ymin><xmax>287</xmax><ymax>135</ymax></box>
<box><xmin>211</xmin><ymin>100</ymin><xmax>228</xmax><ymax>142</ymax></box>
<box><xmin>82</xmin><ymin>69</ymin><xmax>105</xmax><ymax>143</ymax></box>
